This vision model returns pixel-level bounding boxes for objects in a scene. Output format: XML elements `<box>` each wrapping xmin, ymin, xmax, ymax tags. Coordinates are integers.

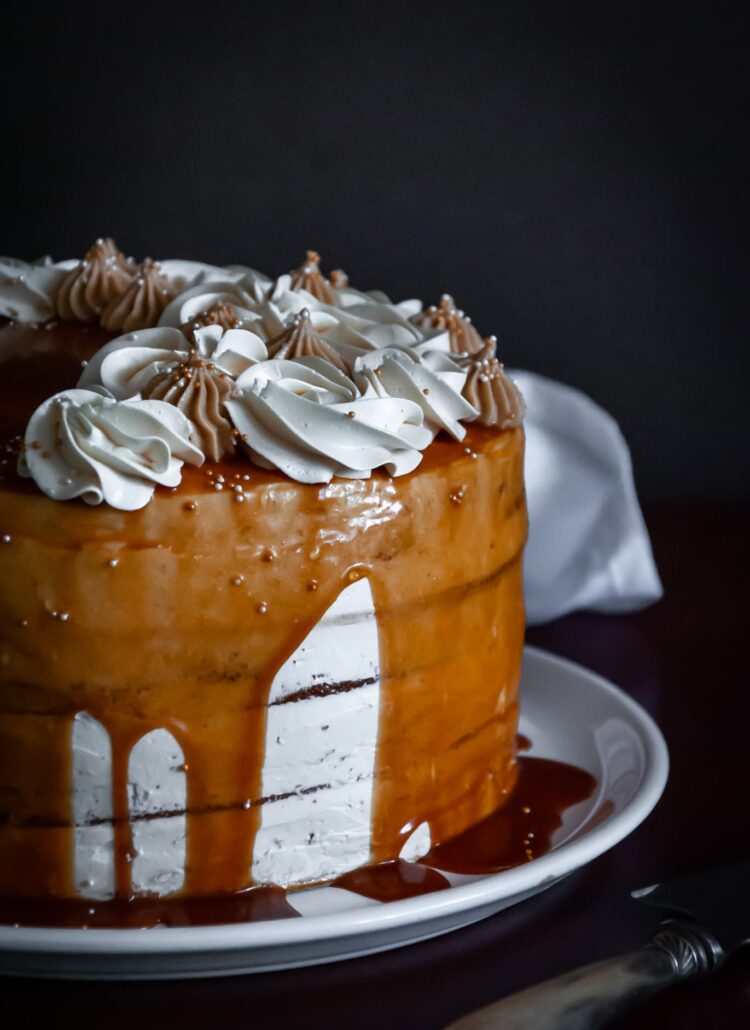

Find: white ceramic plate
<box><xmin>0</xmin><ymin>647</ymin><xmax>668</xmax><ymax>980</ymax></box>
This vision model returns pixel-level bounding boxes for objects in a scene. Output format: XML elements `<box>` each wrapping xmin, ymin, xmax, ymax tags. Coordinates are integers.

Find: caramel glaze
<box><xmin>424</xmin><ymin>753</ymin><xmax>596</xmax><ymax>875</ymax></box>
<box><xmin>0</xmin><ymin>319</ymin><xmax>528</xmax><ymax>904</ymax></box>
<box><xmin>0</xmin><ymin>886</ymin><xmax>299</xmax><ymax>928</ymax></box>
<box><xmin>335</xmin><ymin>745</ymin><xmax>596</xmax><ymax>902</ymax></box>
<box><xmin>0</xmin><ymin>319</ymin><xmax>115</xmax><ymax>441</ymax></box>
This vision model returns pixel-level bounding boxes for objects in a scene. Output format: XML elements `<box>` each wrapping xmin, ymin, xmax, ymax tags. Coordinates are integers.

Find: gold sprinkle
<box><xmin>183</xmin><ymin>501</ymin><xmax>197</xmax><ymax>512</ymax></box>
<box><xmin>422</xmin><ymin>388</ymin><xmax>430</xmax><ymax>396</ymax></box>
<box><xmin>257</xmin><ymin>602</ymin><xmax>268</xmax><ymax>614</ymax></box>
<box><xmin>231</xmin><ymin>575</ymin><xmax>244</xmax><ymax>586</ymax></box>
<box><xmin>346</xmin><ymin>411</ymin><xmax>356</xmax><ymax>419</ymax></box>
<box><xmin>308</xmin><ymin>579</ymin><xmax>319</xmax><ymax>592</ymax></box>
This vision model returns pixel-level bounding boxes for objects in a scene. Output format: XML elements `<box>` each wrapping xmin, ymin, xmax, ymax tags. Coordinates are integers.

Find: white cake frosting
<box><xmin>3</xmin><ymin>247</ymin><xmax>518</xmax><ymax>504</ymax></box>
<box><xmin>69</xmin><ymin>578</ymin><xmax>426</xmax><ymax>897</ymax></box>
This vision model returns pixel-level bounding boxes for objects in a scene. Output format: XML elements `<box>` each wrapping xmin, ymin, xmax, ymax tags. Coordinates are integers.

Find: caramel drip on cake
<box><xmin>56</xmin><ymin>238</ymin><xmax>135</xmax><ymax>322</ymax></box>
<box><xmin>143</xmin><ymin>353</ymin><xmax>236</xmax><ymax>462</ymax></box>
<box><xmin>462</xmin><ymin>338</ymin><xmax>525</xmax><ymax>429</ymax></box>
<box><xmin>288</xmin><ymin>250</ymin><xmax>338</xmax><ymax>303</ymax></box>
<box><xmin>266</xmin><ymin>308</ymin><xmax>349</xmax><ymax>373</ymax></box>
<box><xmin>412</xmin><ymin>294</ymin><xmax>484</xmax><ymax>354</ymax></box>
<box><xmin>181</xmin><ymin>302</ymin><xmax>246</xmax><ymax>338</ymax></box>
<box><xmin>0</xmin><ymin>319</ymin><xmax>527</xmax><ymax>905</ymax></box>
<box><xmin>100</xmin><ymin>258</ymin><xmax>175</xmax><ymax>332</ymax></box>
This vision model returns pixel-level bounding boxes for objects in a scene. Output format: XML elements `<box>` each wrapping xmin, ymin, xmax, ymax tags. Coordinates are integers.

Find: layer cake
<box><xmin>0</xmin><ymin>245</ymin><xmax>526</xmax><ymax>905</ymax></box>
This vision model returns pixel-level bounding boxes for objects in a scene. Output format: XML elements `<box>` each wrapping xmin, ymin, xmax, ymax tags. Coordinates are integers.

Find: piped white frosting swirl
<box><xmin>0</xmin><ymin>256</ymin><xmax>77</xmax><ymax>323</ymax></box>
<box><xmin>7</xmin><ymin>246</ymin><xmax>525</xmax><ymax>505</ymax></box>
<box><xmin>158</xmin><ymin>279</ymin><xmax>264</xmax><ymax>333</ymax></box>
<box><xmin>18</xmin><ymin>388</ymin><xmax>203</xmax><ymax>510</ymax></box>
<box><xmin>354</xmin><ymin>348</ymin><xmax>477</xmax><ymax>442</ymax></box>
<box><xmin>78</xmin><ymin>325</ymin><xmax>268</xmax><ymax>399</ymax></box>
<box><xmin>225</xmin><ymin>358</ymin><xmax>432</xmax><ymax>483</ymax></box>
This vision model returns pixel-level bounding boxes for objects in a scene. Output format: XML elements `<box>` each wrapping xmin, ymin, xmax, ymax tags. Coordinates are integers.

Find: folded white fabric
<box><xmin>511</xmin><ymin>370</ymin><xmax>663</xmax><ymax>625</ymax></box>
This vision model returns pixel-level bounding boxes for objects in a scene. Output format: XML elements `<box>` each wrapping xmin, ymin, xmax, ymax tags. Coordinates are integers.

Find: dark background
<box><xmin>2</xmin><ymin>1</ymin><xmax>747</xmax><ymax>502</ymax></box>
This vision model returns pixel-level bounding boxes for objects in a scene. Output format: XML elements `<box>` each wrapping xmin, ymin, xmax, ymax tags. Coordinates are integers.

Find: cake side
<box><xmin>0</xmin><ymin>247</ymin><xmax>527</xmax><ymax>903</ymax></box>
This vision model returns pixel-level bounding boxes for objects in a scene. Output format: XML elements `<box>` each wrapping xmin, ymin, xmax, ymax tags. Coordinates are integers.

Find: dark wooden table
<box><xmin>4</xmin><ymin>504</ymin><xmax>749</xmax><ymax>1028</ymax></box>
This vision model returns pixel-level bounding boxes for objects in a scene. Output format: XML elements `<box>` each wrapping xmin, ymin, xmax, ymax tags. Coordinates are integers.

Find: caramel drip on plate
<box><xmin>0</xmin><ymin>887</ymin><xmax>298</xmax><ymax>927</ymax></box>
<box><xmin>334</xmin><ymin>860</ymin><xmax>450</xmax><ymax>901</ymax></box>
<box><xmin>423</xmin><ymin>753</ymin><xmax>596</xmax><ymax>875</ymax></box>
<box><xmin>0</xmin><ymin>319</ymin><xmax>527</xmax><ymax>908</ymax></box>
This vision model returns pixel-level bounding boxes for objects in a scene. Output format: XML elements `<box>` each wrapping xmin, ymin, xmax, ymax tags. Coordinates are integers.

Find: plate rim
<box><xmin>0</xmin><ymin>645</ymin><xmax>669</xmax><ymax>957</ymax></box>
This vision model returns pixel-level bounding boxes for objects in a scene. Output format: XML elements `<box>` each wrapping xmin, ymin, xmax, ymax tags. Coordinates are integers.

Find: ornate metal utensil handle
<box><xmin>447</xmin><ymin>920</ymin><xmax>723</xmax><ymax>1030</ymax></box>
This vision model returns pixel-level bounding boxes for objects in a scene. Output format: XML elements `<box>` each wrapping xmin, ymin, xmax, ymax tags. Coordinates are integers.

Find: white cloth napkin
<box><xmin>511</xmin><ymin>370</ymin><xmax>663</xmax><ymax>625</ymax></box>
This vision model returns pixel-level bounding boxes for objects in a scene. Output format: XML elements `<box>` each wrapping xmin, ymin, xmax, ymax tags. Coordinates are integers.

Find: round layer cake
<box><xmin>0</xmin><ymin>246</ymin><xmax>526</xmax><ymax>905</ymax></box>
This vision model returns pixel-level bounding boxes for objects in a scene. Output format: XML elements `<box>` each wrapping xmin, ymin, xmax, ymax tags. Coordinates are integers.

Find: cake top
<box><xmin>0</xmin><ymin>241</ymin><xmax>524</xmax><ymax>509</ymax></box>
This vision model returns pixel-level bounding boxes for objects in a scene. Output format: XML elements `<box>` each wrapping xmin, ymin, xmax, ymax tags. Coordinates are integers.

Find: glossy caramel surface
<box><xmin>0</xmin><ymin>320</ymin><xmax>527</xmax><ymax>900</ymax></box>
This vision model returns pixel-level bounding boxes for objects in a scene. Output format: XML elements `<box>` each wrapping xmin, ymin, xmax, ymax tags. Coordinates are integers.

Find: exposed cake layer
<box><xmin>69</xmin><ymin>579</ymin><xmax>385</xmax><ymax>896</ymax></box>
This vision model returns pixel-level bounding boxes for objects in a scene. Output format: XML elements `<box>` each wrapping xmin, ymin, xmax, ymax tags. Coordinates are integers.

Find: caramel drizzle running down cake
<box><xmin>0</xmin><ymin>244</ymin><xmax>527</xmax><ymax>907</ymax></box>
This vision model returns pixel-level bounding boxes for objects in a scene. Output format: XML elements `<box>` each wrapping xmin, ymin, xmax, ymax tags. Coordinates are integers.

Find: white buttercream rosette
<box><xmin>251</xmin><ymin>278</ymin><xmax>433</xmax><ymax>355</ymax></box>
<box><xmin>353</xmin><ymin>347</ymin><xmax>477</xmax><ymax>441</ymax></box>
<box><xmin>78</xmin><ymin>325</ymin><xmax>268</xmax><ymax>399</ymax></box>
<box><xmin>157</xmin><ymin>276</ymin><xmax>268</xmax><ymax>331</ymax></box>
<box><xmin>0</xmin><ymin>256</ymin><xmax>78</xmax><ymax>323</ymax></box>
<box><xmin>18</xmin><ymin>388</ymin><xmax>203</xmax><ymax>510</ymax></box>
<box><xmin>225</xmin><ymin>357</ymin><xmax>433</xmax><ymax>483</ymax></box>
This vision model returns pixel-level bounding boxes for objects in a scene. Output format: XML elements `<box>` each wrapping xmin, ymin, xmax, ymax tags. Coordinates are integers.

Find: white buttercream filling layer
<box><xmin>68</xmin><ymin>579</ymin><xmax>428</xmax><ymax>898</ymax></box>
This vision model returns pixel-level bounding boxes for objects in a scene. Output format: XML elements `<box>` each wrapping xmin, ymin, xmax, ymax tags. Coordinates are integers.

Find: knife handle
<box><xmin>446</xmin><ymin>920</ymin><xmax>723</xmax><ymax>1030</ymax></box>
